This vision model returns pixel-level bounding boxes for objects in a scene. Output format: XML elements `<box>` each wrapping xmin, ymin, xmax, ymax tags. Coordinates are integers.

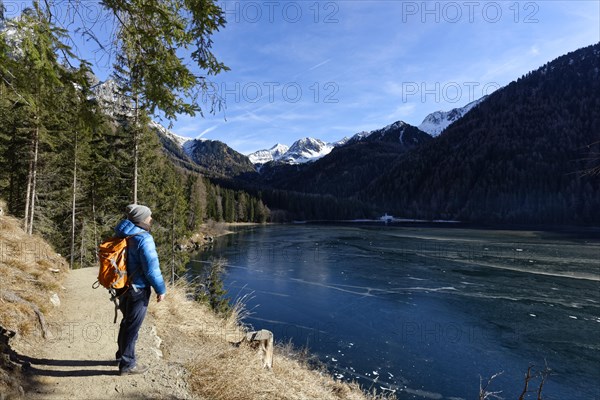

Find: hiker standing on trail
<box><xmin>114</xmin><ymin>204</ymin><xmax>166</xmax><ymax>375</ymax></box>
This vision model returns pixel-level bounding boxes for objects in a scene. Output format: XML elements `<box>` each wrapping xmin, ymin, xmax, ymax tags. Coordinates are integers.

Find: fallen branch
<box><xmin>0</xmin><ymin>289</ymin><xmax>48</xmax><ymax>338</ymax></box>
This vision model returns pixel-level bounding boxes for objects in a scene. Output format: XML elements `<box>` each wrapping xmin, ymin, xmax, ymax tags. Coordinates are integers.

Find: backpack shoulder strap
<box><xmin>125</xmin><ymin>231</ymin><xmax>145</xmax><ymax>240</ymax></box>
<box><xmin>123</xmin><ymin>230</ymin><xmax>147</xmax><ymax>284</ymax></box>
<box><xmin>123</xmin><ymin>231</ymin><xmax>146</xmax><ymax>250</ymax></box>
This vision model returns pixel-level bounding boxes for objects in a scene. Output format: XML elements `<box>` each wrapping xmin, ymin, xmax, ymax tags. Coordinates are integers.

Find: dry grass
<box><xmin>200</xmin><ymin>219</ymin><xmax>231</xmax><ymax>238</ymax></box>
<box><xmin>0</xmin><ymin>216</ymin><xmax>67</xmax><ymax>333</ymax></box>
<box><xmin>151</xmin><ymin>281</ymin><xmax>394</xmax><ymax>400</ymax></box>
<box><xmin>0</xmin><ymin>214</ymin><xmax>68</xmax><ymax>397</ymax></box>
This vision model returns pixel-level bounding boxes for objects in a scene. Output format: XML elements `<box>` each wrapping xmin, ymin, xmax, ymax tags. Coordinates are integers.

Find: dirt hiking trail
<box><xmin>14</xmin><ymin>267</ymin><xmax>192</xmax><ymax>400</ymax></box>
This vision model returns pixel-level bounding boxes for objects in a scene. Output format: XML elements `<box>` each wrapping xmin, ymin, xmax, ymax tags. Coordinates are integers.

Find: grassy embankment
<box><xmin>152</xmin><ymin>284</ymin><xmax>385</xmax><ymax>400</ymax></box>
<box><xmin>0</xmin><ymin>213</ymin><xmax>391</xmax><ymax>399</ymax></box>
<box><xmin>0</xmin><ymin>215</ymin><xmax>67</xmax><ymax>396</ymax></box>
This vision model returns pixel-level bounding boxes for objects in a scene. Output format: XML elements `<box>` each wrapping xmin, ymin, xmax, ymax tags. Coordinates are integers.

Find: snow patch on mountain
<box><xmin>0</xmin><ymin>20</ymin><xmax>199</xmax><ymax>162</ymax></box>
<box><xmin>348</xmin><ymin>131</ymin><xmax>371</xmax><ymax>142</ymax></box>
<box><xmin>344</xmin><ymin>121</ymin><xmax>411</xmax><ymax>145</ymax></box>
<box><xmin>331</xmin><ymin>137</ymin><xmax>350</xmax><ymax>147</ymax></box>
<box><xmin>418</xmin><ymin>96</ymin><xmax>487</xmax><ymax>136</ymax></box>
<box><xmin>148</xmin><ymin>120</ymin><xmax>192</xmax><ymax>148</ymax></box>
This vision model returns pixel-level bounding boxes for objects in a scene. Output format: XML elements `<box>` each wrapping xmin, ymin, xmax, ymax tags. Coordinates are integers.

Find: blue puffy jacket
<box><xmin>114</xmin><ymin>219</ymin><xmax>166</xmax><ymax>295</ymax></box>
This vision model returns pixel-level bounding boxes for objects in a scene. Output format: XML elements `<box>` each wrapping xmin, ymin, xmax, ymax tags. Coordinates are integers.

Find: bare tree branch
<box><xmin>479</xmin><ymin>372</ymin><xmax>504</xmax><ymax>400</ymax></box>
<box><xmin>518</xmin><ymin>365</ymin><xmax>534</xmax><ymax>400</ymax></box>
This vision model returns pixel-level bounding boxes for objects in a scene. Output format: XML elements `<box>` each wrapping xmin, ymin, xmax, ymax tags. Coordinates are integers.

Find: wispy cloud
<box><xmin>309</xmin><ymin>58</ymin><xmax>332</xmax><ymax>71</ymax></box>
<box><xmin>197</xmin><ymin>125</ymin><xmax>218</xmax><ymax>138</ymax></box>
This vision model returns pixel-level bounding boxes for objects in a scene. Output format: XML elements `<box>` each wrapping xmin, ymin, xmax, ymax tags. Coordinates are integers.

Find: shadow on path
<box><xmin>24</xmin><ymin>365</ymin><xmax>119</xmax><ymax>377</ymax></box>
<box><xmin>19</xmin><ymin>355</ymin><xmax>116</xmax><ymax>368</ymax></box>
<box><xmin>2</xmin><ymin>327</ymin><xmax>118</xmax><ymax>379</ymax></box>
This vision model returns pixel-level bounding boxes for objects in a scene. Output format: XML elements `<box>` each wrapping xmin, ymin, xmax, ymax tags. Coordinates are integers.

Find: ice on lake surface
<box><xmin>191</xmin><ymin>225</ymin><xmax>600</xmax><ymax>400</ymax></box>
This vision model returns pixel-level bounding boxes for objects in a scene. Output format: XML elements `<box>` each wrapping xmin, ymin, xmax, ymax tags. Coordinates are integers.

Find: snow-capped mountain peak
<box><xmin>348</xmin><ymin>131</ymin><xmax>371</xmax><ymax>142</ymax></box>
<box><xmin>248</xmin><ymin>143</ymin><xmax>290</xmax><ymax>164</ymax></box>
<box><xmin>249</xmin><ymin>138</ymin><xmax>336</xmax><ymax>165</ymax></box>
<box><xmin>289</xmin><ymin>137</ymin><xmax>327</xmax><ymax>153</ymax></box>
<box><xmin>418</xmin><ymin>96</ymin><xmax>488</xmax><ymax>136</ymax></box>
<box><xmin>279</xmin><ymin>137</ymin><xmax>334</xmax><ymax>164</ymax></box>
<box><xmin>270</xmin><ymin>143</ymin><xmax>289</xmax><ymax>157</ymax></box>
<box><xmin>381</xmin><ymin>120</ymin><xmax>407</xmax><ymax>132</ymax></box>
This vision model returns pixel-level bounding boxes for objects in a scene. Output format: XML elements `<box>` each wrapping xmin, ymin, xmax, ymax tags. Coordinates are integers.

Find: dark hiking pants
<box><xmin>117</xmin><ymin>286</ymin><xmax>151</xmax><ymax>371</ymax></box>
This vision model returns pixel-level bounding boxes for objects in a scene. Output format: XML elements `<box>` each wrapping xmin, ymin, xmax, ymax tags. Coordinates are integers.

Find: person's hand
<box><xmin>157</xmin><ymin>293</ymin><xmax>166</xmax><ymax>303</ymax></box>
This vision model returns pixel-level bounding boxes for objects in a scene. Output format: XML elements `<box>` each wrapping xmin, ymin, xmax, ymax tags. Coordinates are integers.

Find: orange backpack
<box><xmin>93</xmin><ymin>233</ymin><xmax>141</xmax><ymax>322</ymax></box>
<box><xmin>97</xmin><ymin>236</ymin><xmax>132</xmax><ymax>290</ymax></box>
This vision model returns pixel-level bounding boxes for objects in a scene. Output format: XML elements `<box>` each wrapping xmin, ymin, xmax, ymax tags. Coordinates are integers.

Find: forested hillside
<box><xmin>364</xmin><ymin>43</ymin><xmax>600</xmax><ymax>224</ymax></box>
<box><xmin>186</xmin><ymin>139</ymin><xmax>258</xmax><ymax>178</ymax></box>
<box><xmin>0</xmin><ymin>4</ymin><xmax>269</xmax><ymax>275</ymax></box>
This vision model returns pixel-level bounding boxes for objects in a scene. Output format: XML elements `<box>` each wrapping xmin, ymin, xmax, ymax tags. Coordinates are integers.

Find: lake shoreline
<box><xmin>281</xmin><ymin>219</ymin><xmax>600</xmax><ymax>237</ymax></box>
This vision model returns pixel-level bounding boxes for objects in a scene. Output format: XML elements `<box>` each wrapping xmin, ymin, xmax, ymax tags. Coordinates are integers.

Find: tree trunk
<box><xmin>70</xmin><ymin>132</ymin><xmax>78</xmax><ymax>269</ymax></box>
<box><xmin>23</xmin><ymin>135</ymin><xmax>34</xmax><ymax>233</ymax></box>
<box><xmin>28</xmin><ymin>126</ymin><xmax>39</xmax><ymax>235</ymax></box>
<box><xmin>25</xmin><ymin>125</ymin><xmax>39</xmax><ymax>235</ymax></box>
<box><xmin>92</xmin><ymin>193</ymin><xmax>98</xmax><ymax>264</ymax></box>
<box><xmin>171</xmin><ymin>208</ymin><xmax>175</xmax><ymax>284</ymax></box>
<box><xmin>80</xmin><ymin>220</ymin><xmax>85</xmax><ymax>267</ymax></box>
<box><xmin>132</xmin><ymin>94</ymin><xmax>139</xmax><ymax>204</ymax></box>
<box><xmin>8</xmin><ymin>128</ymin><xmax>17</xmax><ymax>213</ymax></box>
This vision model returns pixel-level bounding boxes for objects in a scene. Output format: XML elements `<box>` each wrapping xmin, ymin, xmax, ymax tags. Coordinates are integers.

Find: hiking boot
<box><xmin>120</xmin><ymin>364</ymin><xmax>149</xmax><ymax>376</ymax></box>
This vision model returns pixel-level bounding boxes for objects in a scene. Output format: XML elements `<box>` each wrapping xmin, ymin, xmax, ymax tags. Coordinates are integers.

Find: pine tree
<box><xmin>195</xmin><ymin>258</ymin><xmax>231</xmax><ymax>316</ymax></box>
<box><xmin>103</xmin><ymin>0</ymin><xmax>228</xmax><ymax>203</ymax></box>
<box><xmin>185</xmin><ymin>173</ymin><xmax>206</xmax><ymax>231</ymax></box>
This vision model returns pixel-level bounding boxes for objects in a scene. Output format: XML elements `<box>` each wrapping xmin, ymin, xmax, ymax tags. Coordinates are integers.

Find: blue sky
<box><xmin>6</xmin><ymin>1</ymin><xmax>599</xmax><ymax>154</ymax></box>
<box><xmin>183</xmin><ymin>0</ymin><xmax>600</xmax><ymax>154</ymax></box>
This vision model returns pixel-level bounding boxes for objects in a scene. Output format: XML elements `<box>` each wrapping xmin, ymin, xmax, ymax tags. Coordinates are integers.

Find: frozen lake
<box><xmin>191</xmin><ymin>224</ymin><xmax>600</xmax><ymax>399</ymax></box>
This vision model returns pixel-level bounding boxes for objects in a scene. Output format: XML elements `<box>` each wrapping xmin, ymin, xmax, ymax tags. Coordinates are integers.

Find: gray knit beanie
<box><xmin>126</xmin><ymin>204</ymin><xmax>152</xmax><ymax>224</ymax></box>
